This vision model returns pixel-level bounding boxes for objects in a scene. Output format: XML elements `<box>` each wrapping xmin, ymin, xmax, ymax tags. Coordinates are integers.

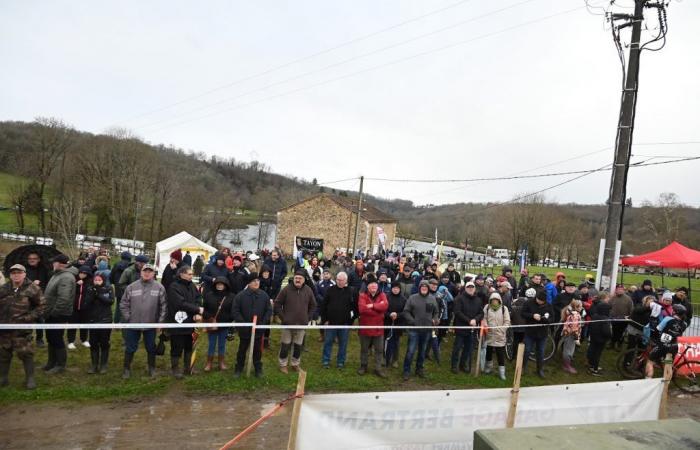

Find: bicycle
<box><xmin>616</xmin><ymin>344</ymin><xmax>700</xmax><ymax>394</ymax></box>
<box><xmin>505</xmin><ymin>327</ymin><xmax>556</xmax><ymax>362</ymax></box>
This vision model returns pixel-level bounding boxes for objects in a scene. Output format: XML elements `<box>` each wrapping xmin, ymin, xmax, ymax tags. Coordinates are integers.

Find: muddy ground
<box><xmin>0</xmin><ymin>390</ymin><xmax>698</xmax><ymax>449</ymax></box>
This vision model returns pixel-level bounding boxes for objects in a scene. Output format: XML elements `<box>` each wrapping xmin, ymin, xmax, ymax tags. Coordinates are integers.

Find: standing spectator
<box><xmin>193</xmin><ymin>255</ymin><xmax>205</xmax><ymax>277</ymax></box>
<box><xmin>201</xmin><ymin>254</ymin><xmax>229</xmax><ymax>294</ymax></box>
<box><xmin>357</xmin><ymin>274</ymin><xmax>389</xmax><ymax>378</ymax></box>
<box><xmin>0</xmin><ymin>264</ymin><xmax>45</xmax><ymax>389</ymax></box>
<box><xmin>609</xmin><ymin>284</ymin><xmax>633</xmax><ymax>350</ymax></box>
<box><xmin>384</xmin><ymin>281</ymin><xmax>406</xmax><ymax>369</ymax></box>
<box><xmin>560</xmin><ymin>299</ymin><xmax>583</xmax><ymax>374</ymax></box>
<box><xmin>445</xmin><ymin>262</ymin><xmax>461</xmax><ymax>286</ymax></box>
<box><xmin>402</xmin><ymin>280</ymin><xmax>439</xmax><ymax>381</ymax></box>
<box><xmin>231</xmin><ymin>272</ymin><xmax>272</xmax><ymax>378</ymax></box>
<box><xmin>632</xmin><ymin>280</ymin><xmax>654</xmax><ymax>306</ymax></box>
<box><xmin>94</xmin><ymin>258</ymin><xmax>112</xmax><ymax>287</ymax></box>
<box><xmin>167</xmin><ymin>266</ymin><xmax>204</xmax><ymax>379</ymax></box>
<box><xmin>161</xmin><ymin>250</ymin><xmax>183</xmax><ymax>292</ymax></box>
<box><xmin>263</xmin><ymin>250</ymin><xmax>287</xmax><ymax>299</ymax></box>
<box><xmin>587</xmin><ymin>294</ymin><xmax>612</xmax><ymax>376</ymax></box>
<box><xmin>320</xmin><ymin>272</ymin><xmax>355</xmax><ymax>369</ymax></box>
<box><xmin>521</xmin><ymin>290</ymin><xmax>554</xmax><ymax>378</ymax></box>
<box><xmin>118</xmin><ymin>254</ymin><xmax>148</xmax><ymax>295</ymax></box>
<box><xmin>483</xmin><ymin>292</ymin><xmax>511</xmax><ymax>381</ymax></box>
<box><xmin>501</xmin><ymin>266</ymin><xmax>517</xmax><ymax>299</ymax></box>
<box><xmin>274</xmin><ymin>270</ymin><xmax>316</xmax><ymax>373</ymax></box>
<box><xmin>348</xmin><ymin>260</ymin><xmax>366</xmax><ymax>291</ymax></box>
<box><xmin>67</xmin><ymin>266</ymin><xmax>93</xmax><ymax>350</ymax></box>
<box><xmin>451</xmin><ymin>281</ymin><xmax>483</xmax><ymax>374</ymax></box>
<box><xmin>203</xmin><ymin>277</ymin><xmax>234</xmax><ymax>372</ymax></box>
<box><xmin>110</xmin><ymin>251</ymin><xmax>132</xmax><ymax>323</ymax></box>
<box><xmin>228</xmin><ymin>256</ymin><xmax>248</xmax><ymax>295</ymax></box>
<box><xmin>510</xmin><ymin>289</ymin><xmax>533</xmax><ymax>353</ymax></box>
<box><xmin>24</xmin><ymin>252</ymin><xmax>49</xmax><ymax>348</ymax></box>
<box><xmin>120</xmin><ymin>263</ymin><xmax>167</xmax><ymax>379</ymax></box>
<box><xmin>84</xmin><ymin>273</ymin><xmax>114</xmax><ymax>374</ymax></box>
<box><xmin>43</xmin><ymin>255</ymin><xmax>78</xmax><ymax>375</ymax></box>
<box><xmin>397</xmin><ymin>265</ymin><xmax>414</xmax><ymax>299</ymax></box>
<box><xmin>672</xmin><ymin>287</ymin><xmax>693</xmax><ymax>327</ymax></box>
<box><xmin>182</xmin><ymin>251</ymin><xmax>192</xmax><ymax>267</ymax></box>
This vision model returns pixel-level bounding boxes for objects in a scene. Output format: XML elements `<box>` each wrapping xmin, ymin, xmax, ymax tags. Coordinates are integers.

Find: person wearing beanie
<box><xmin>401</xmin><ymin>279</ymin><xmax>439</xmax><ymax>381</ymax></box>
<box><xmin>609</xmin><ymin>284</ymin><xmax>633</xmax><ymax>351</ymax></box>
<box><xmin>587</xmin><ymin>293</ymin><xmax>612</xmax><ymax>376</ymax></box>
<box><xmin>202</xmin><ymin>277</ymin><xmax>234</xmax><ymax>372</ymax></box>
<box><xmin>672</xmin><ymin>287</ymin><xmax>693</xmax><ymax>327</ymax></box>
<box><xmin>166</xmin><ymin>266</ymin><xmax>204</xmax><ymax>379</ymax></box>
<box><xmin>182</xmin><ymin>251</ymin><xmax>192</xmax><ymax>268</ymax></box>
<box><xmin>162</xmin><ymin>251</ymin><xmax>184</xmax><ymax>292</ymax></box>
<box><xmin>632</xmin><ymin>279</ymin><xmax>653</xmax><ymax>306</ymax></box>
<box><xmin>384</xmin><ymin>281</ymin><xmax>407</xmax><ymax>369</ymax></box>
<box><xmin>201</xmin><ymin>253</ymin><xmax>229</xmax><ymax>294</ymax></box>
<box><xmin>231</xmin><ymin>273</ymin><xmax>271</xmax><ymax>378</ymax></box>
<box><xmin>84</xmin><ymin>273</ymin><xmax>114</xmax><ymax>374</ymax></box>
<box><xmin>110</xmin><ymin>251</ymin><xmax>132</xmax><ymax>322</ymax></box>
<box><xmin>43</xmin><ymin>255</ymin><xmax>78</xmax><ymax>375</ymax></box>
<box><xmin>274</xmin><ymin>270</ymin><xmax>316</xmax><ymax>374</ymax></box>
<box><xmin>357</xmin><ymin>273</ymin><xmax>389</xmax><ymax>378</ymax></box>
<box><xmin>451</xmin><ymin>282</ymin><xmax>484</xmax><ymax>374</ymax></box>
<box><xmin>67</xmin><ymin>266</ymin><xmax>94</xmax><ymax>351</ymax></box>
<box><xmin>520</xmin><ymin>289</ymin><xmax>555</xmax><ymax>378</ymax></box>
<box><xmin>227</xmin><ymin>255</ymin><xmax>248</xmax><ymax>295</ymax></box>
<box><xmin>483</xmin><ymin>292</ymin><xmax>510</xmax><ymax>381</ymax></box>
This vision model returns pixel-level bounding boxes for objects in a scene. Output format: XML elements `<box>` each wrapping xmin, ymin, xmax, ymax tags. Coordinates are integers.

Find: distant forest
<box><xmin>0</xmin><ymin>118</ymin><xmax>697</xmax><ymax>262</ymax></box>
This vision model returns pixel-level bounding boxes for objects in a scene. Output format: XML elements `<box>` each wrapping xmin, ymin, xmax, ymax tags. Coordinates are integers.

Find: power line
<box><xmin>134</xmin><ymin>0</ymin><xmax>540</xmax><ymax>131</ymax></box>
<box><xmin>365</xmin><ymin>155</ymin><xmax>700</xmax><ymax>183</ymax></box>
<box><xmin>316</xmin><ymin>177</ymin><xmax>360</xmax><ymax>186</ymax></box>
<box><xmin>144</xmin><ymin>4</ymin><xmax>586</xmax><ymax>134</ymax></box>
<box><xmin>111</xmin><ymin>0</ymin><xmax>477</xmax><ymax>127</ymax></box>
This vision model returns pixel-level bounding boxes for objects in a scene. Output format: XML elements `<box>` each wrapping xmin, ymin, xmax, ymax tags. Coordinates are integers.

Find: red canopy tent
<box><xmin>620</xmin><ymin>241</ymin><xmax>700</xmax><ymax>293</ymax></box>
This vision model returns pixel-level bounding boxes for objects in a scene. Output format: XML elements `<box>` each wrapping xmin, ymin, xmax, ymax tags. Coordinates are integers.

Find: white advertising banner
<box><xmin>295</xmin><ymin>379</ymin><xmax>663</xmax><ymax>450</ymax></box>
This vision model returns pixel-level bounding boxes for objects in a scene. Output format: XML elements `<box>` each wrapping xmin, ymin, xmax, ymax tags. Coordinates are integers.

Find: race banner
<box><xmin>294</xmin><ymin>236</ymin><xmax>324</xmax><ymax>257</ymax></box>
<box><xmin>294</xmin><ymin>379</ymin><xmax>662</xmax><ymax>450</ymax></box>
<box><xmin>376</xmin><ymin>226</ymin><xmax>386</xmax><ymax>251</ymax></box>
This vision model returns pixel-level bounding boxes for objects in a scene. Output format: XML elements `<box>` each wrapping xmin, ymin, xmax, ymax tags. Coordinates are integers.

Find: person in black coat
<box><xmin>451</xmin><ymin>282</ymin><xmax>484</xmax><ymax>373</ymax></box>
<box><xmin>228</xmin><ymin>256</ymin><xmax>248</xmax><ymax>294</ymax></box>
<box><xmin>25</xmin><ymin>251</ymin><xmax>50</xmax><ymax>347</ymax></box>
<box><xmin>520</xmin><ymin>290</ymin><xmax>555</xmax><ymax>378</ymax></box>
<box><xmin>231</xmin><ymin>272</ymin><xmax>271</xmax><ymax>377</ymax></box>
<box><xmin>84</xmin><ymin>273</ymin><xmax>114</xmax><ymax>374</ymax></box>
<box><xmin>384</xmin><ymin>281</ymin><xmax>406</xmax><ymax>368</ymax></box>
<box><xmin>319</xmin><ymin>272</ymin><xmax>355</xmax><ymax>369</ymax></box>
<box><xmin>203</xmin><ymin>276</ymin><xmax>234</xmax><ymax>372</ymax></box>
<box><xmin>161</xmin><ymin>251</ymin><xmax>183</xmax><ymax>292</ymax></box>
<box><xmin>67</xmin><ymin>266</ymin><xmax>93</xmax><ymax>349</ymax></box>
<box><xmin>167</xmin><ymin>266</ymin><xmax>204</xmax><ymax>378</ymax></box>
<box><xmin>587</xmin><ymin>297</ymin><xmax>612</xmax><ymax>376</ymax></box>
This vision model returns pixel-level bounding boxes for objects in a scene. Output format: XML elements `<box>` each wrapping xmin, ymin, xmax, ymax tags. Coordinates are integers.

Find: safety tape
<box><xmin>0</xmin><ymin>318</ymin><xmax>636</xmax><ymax>331</ymax></box>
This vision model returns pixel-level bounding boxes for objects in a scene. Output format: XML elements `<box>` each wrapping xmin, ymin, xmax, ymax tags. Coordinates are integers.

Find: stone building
<box><xmin>276</xmin><ymin>193</ymin><xmax>397</xmax><ymax>257</ymax></box>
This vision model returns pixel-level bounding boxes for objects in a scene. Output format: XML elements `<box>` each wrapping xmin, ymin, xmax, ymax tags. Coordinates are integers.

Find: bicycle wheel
<box><xmin>528</xmin><ymin>334</ymin><xmax>556</xmax><ymax>362</ymax></box>
<box><xmin>672</xmin><ymin>361</ymin><xmax>700</xmax><ymax>394</ymax></box>
<box><xmin>505</xmin><ymin>329</ymin><xmax>515</xmax><ymax>361</ymax></box>
<box><xmin>616</xmin><ymin>348</ymin><xmax>645</xmax><ymax>379</ymax></box>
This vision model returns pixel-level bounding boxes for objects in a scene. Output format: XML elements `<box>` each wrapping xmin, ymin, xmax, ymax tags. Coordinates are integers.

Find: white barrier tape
<box><xmin>0</xmin><ymin>318</ymin><xmax>635</xmax><ymax>331</ymax></box>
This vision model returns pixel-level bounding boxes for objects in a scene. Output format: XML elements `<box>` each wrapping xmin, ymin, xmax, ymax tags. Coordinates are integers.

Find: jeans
<box><xmin>524</xmin><ymin>335</ymin><xmax>546</xmax><ymax>366</ymax></box>
<box><xmin>207</xmin><ymin>328</ymin><xmax>229</xmax><ymax>356</ymax></box>
<box><xmin>451</xmin><ymin>332</ymin><xmax>474</xmax><ymax>369</ymax></box>
<box><xmin>384</xmin><ymin>329</ymin><xmax>401</xmax><ymax>366</ymax></box>
<box><xmin>403</xmin><ymin>330</ymin><xmax>430</xmax><ymax>375</ymax></box>
<box><xmin>322</xmin><ymin>328</ymin><xmax>349</xmax><ymax>367</ymax></box>
<box><xmin>124</xmin><ymin>329</ymin><xmax>156</xmax><ymax>354</ymax></box>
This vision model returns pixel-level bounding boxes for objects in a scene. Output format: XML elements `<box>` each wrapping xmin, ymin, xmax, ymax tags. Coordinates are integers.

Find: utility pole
<box><xmin>599</xmin><ymin>0</ymin><xmax>648</xmax><ymax>291</ymax></box>
<box><xmin>352</xmin><ymin>176</ymin><xmax>364</xmax><ymax>258</ymax></box>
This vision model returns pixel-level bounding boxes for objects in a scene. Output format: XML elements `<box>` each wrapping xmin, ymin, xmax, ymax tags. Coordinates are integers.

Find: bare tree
<box><xmin>53</xmin><ymin>191</ymin><xmax>87</xmax><ymax>254</ymax></box>
<box><xmin>642</xmin><ymin>192</ymin><xmax>684</xmax><ymax>247</ymax></box>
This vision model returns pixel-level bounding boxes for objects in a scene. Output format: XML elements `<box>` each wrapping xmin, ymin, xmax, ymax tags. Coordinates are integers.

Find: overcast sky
<box><xmin>1</xmin><ymin>0</ymin><xmax>698</xmax><ymax>207</ymax></box>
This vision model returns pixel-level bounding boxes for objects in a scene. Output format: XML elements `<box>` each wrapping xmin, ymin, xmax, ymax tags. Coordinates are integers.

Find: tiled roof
<box><xmin>279</xmin><ymin>193</ymin><xmax>397</xmax><ymax>223</ymax></box>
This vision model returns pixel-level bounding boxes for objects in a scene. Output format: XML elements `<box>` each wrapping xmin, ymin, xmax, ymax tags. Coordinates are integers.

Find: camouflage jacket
<box><xmin>0</xmin><ymin>278</ymin><xmax>46</xmax><ymax>331</ymax></box>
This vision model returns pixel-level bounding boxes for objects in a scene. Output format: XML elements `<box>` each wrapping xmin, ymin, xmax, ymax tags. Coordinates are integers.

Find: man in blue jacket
<box><xmin>263</xmin><ymin>250</ymin><xmax>287</xmax><ymax>298</ymax></box>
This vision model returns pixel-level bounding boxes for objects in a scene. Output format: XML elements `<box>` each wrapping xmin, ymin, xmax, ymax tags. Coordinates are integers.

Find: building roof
<box><xmin>279</xmin><ymin>193</ymin><xmax>397</xmax><ymax>223</ymax></box>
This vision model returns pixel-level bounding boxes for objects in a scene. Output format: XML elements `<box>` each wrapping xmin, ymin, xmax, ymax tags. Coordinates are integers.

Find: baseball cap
<box><xmin>465</xmin><ymin>281</ymin><xmax>475</xmax><ymax>288</ymax></box>
<box><xmin>51</xmin><ymin>254</ymin><xmax>70</xmax><ymax>264</ymax></box>
<box><xmin>9</xmin><ymin>264</ymin><xmax>26</xmax><ymax>272</ymax></box>
<box><xmin>142</xmin><ymin>263</ymin><xmax>155</xmax><ymax>271</ymax></box>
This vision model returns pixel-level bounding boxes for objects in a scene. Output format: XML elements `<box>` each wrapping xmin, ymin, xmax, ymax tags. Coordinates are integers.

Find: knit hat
<box><xmin>662</xmin><ymin>291</ymin><xmax>673</xmax><ymax>301</ymax></box>
<box><xmin>78</xmin><ymin>265</ymin><xmax>93</xmax><ymax>276</ymax></box>
<box><xmin>365</xmin><ymin>273</ymin><xmax>378</xmax><ymax>286</ymax></box>
<box><xmin>170</xmin><ymin>249</ymin><xmax>183</xmax><ymax>262</ymax></box>
<box><xmin>135</xmin><ymin>254</ymin><xmax>149</xmax><ymax>263</ymax></box>
<box><xmin>294</xmin><ymin>269</ymin><xmax>307</xmax><ymax>277</ymax></box>
<box><xmin>215</xmin><ymin>253</ymin><xmax>226</xmax><ymax>262</ymax></box>
<box><xmin>391</xmin><ymin>280</ymin><xmax>401</xmax><ymax>289</ymax></box>
<box><xmin>51</xmin><ymin>254</ymin><xmax>70</xmax><ymax>264</ymax></box>
<box><xmin>120</xmin><ymin>251</ymin><xmax>132</xmax><ymax>260</ymax></box>
<box><xmin>642</xmin><ymin>279</ymin><xmax>652</xmax><ymax>288</ymax></box>
<box><xmin>246</xmin><ymin>272</ymin><xmax>260</xmax><ymax>284</ymax></box>
<box><xmin>419</xmin><ymin>280</ymin><xmax>430</xmax><ymax>288</ymax></box>
<box><xmin>578</xmin><ymin>283</ymin><xmax>588</xmax><ymax>290</ymax></box>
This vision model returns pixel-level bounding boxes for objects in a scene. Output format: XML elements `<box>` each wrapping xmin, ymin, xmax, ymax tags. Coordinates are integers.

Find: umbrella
<box><xmin>2</xmin><ymin>244</ymin><xmax>62</xmax><ymax>275</ymax></box>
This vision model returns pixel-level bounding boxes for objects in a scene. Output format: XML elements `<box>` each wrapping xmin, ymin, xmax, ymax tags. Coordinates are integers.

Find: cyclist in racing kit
<box><xmin>645</xmin><ymin>304</ymin><xmax>688</xmax><ymax>378</ymax></box>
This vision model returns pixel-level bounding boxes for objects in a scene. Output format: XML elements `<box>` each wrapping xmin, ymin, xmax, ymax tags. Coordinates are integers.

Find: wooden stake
<box><xmin>474</xmin><ymin>330</ymin><xmax>483</xmax><ymax>377</ymax></box>
<box><xmin>658</xmin><ymin>352</ymin><xmax>673</xmax><ymax>419</ymax></box>
<box><xmin>245</xmin><ymin>315</ymin><xmax>258</xmax><ymax>378</ymax></box>
<box><xmin>287</xmin><ymin>369</ymin><xmax>307</xmax><ymax>450</ymax></box>
<box><xmin>506</xmin><ymin>343</ymin><xmax>525</xmax><ymax>428</ymax></box>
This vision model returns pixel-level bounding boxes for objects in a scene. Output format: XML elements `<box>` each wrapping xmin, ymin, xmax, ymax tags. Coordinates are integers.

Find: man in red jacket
<box><xmin>357</xmin><ymin>273</ymin><xmax>389</xmax><ymax>378</ymax></box>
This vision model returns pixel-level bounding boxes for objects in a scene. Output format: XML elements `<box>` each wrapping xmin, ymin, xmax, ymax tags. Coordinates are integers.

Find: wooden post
<box><xmin>658</xmin><ymin>352</ymin><xmax>673</xmax><ymax>419</ymax></box>
<box><xmin>506</xmin><ymin>343</ymin><xmax>525</xmax><ymax>428</ymax></box>
<box><xmin>246</xmin><ymin>315</ymin><xmax>258</xmax><ymax>378</ymax></box>
<box><xmin>287</xmin><ymin>369</ymin><xmax>307</xmax><ymax>450</ymax></box>
<box><xmin>474</xmin><ymin>327</ymin><xmax>483</xmax><ymax>377</ymax></box>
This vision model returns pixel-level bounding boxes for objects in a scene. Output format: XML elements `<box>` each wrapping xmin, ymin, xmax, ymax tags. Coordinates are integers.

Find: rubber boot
<box><xmin>183</xmin><ymin>352</ymin><xmax>193</xmax><ymax>376</ymax></box>
<box><xmin>374</xmin><ymin>368</ymin><xmax>388</xmax><ymax>379</ymax></box>
<box><xmin>567</xmin><ymin>359</ymin><xmax>578</xmax><ymax>375</ymax></box>
<box><xmin>47</xmin><ymin>348</ymin><xmax>66</xmax><ymax>374</ymax></box>
<box><xmin>254</xmin><ymin>362</ymin><xmax>263</xmax><ymax>378</ymax></box>
<box><xmin>87</xmin><ymin>347</ymin><xmax>99</xmax><ymax>374</ymax></box>
<box><xmin>147</xmin><ymin>353</ymin><xmax>156</xmax><ymax>378</ymax></box>
<box><xmin>43</xmin><ymin>346</ymin><xmax>56</xmax><ymax>371</ymax></box>
<box><xmin>357</xmin><ymin>365</ymin><xmax>367</xmax><ymax>375</ymax></box>
<box><xmin>204</xmin><ymin>356</ymin><xmax>213</xmax><ymax>372</ymax></box>
<box><xmin>484</xmin><ymin>360</ymin><xmax>493</xmax><ymax>374</ymax></box>
<box><xmin>171</xmin><ymin>356</ymin><xmax>183</xmax><ymax>379</ymax></box>
<box><xmin>498</xmin><ymin>366</ymin><xmax>506</xmax><ymax>381</ymax></box>
<box><xmin>122</xmin><ymin>352</ymin><xmax>134</xmax><ymax>379</ymax></box>
<box><xmin>218</xmin><ymin>355</ymin><xmax>228</xmax><ymax>371</ymax></box>
<box><xmin>0</xmin><ymin>351</ymin><xmax>10</xmax><ymax>386</ymax></box>
<box><xmin>536</xmin><ymin>360</ymin><xmax>545</xmax><ymax>378</ymax></box>
<box><xmin>22</xmin><ymin>356</ymin><xmax>36</xmax><ymax>390</ymax></box>
<box><xmin>99</xmin><ymin>346</ymin><xmax>110</xmax><ymax>374</ymax></box>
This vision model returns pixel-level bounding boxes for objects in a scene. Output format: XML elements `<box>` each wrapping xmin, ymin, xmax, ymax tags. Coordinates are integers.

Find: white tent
<box><xmin>154</xmin><ymin>231</ymin><xmax>217</xmax><ymax>276</ymax></box>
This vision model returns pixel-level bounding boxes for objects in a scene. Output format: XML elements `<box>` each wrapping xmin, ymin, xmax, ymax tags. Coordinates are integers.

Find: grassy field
<box><xmin>0</xmin><ymin>325</ymin><xmax>651</xmax><ymax>405</ymax></box>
